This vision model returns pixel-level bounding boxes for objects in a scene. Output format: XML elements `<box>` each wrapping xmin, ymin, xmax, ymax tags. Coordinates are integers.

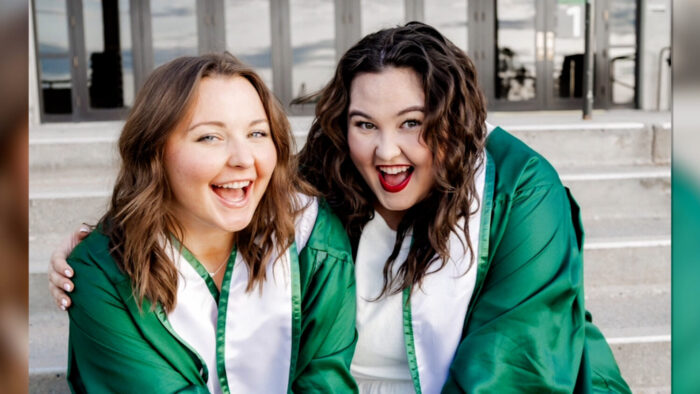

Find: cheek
<box><xmin>256</xmin><ymin>142</ymin><xmax>278</xmax><ymax>181</ymax></box>
<box><xmin>411</xmin><ymin>138</ymin><xmax>434</xmax><ymax>172</ymax></box>
<box><xmin>347</xmin><ymin>130</ymin><xmax>372</xmax><ymax>170</ymax></box>
<box><xmin>164</xmin><ymin>148</ymin><xmax>214</xmax><ymax>191</ymax></box>
<box><xmin>164</xmin><ymin>150</ymin><xmax>186</xmax><ymax>189</ymax></box>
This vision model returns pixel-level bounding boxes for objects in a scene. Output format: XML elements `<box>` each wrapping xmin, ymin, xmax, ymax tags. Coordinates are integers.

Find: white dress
<box><xmin>351</xmin><ymin>213</ymin><xmax>415</xmax><ymax>394</ymax></box>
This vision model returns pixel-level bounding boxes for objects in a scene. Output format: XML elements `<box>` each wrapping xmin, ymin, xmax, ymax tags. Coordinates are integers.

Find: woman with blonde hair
<box><xmin>60</xmin><ymin>53</ymin><xmax>356</xmax><ymax>393</ymax></box>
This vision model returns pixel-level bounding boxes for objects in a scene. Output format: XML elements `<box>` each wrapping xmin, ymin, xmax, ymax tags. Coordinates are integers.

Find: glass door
<box><xmin>547</xmin><ymin>0</ymin><xmax>587</xmax><ymax>109</ymax></box>
<box><xmin>491</xmin><ymin>0</ymin><xmax>543</xmax><ymax>110</ymax></box>
<box><xmin>483</xmin><ymin>0</ymin><xmax>588</xmax><ymax>110</ymax></box>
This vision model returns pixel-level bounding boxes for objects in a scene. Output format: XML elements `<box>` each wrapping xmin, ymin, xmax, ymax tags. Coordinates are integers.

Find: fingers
<box><xmin>50</xmin><ymin>248</ymin><xmax>74</xmax><ymax>279</ymax></box>
<box><xmin>49</xmin><ymin>225</ymin><xmax>89</xmax><ymax>279</ymax></box>
<box><xmin>48</xmin><ymin>226</ymin><xmax>87</xmax><ymax>311</ymax></box>
<box><xmin>48</xmin><ymin>272</ymin><xmax>73</xmax><ymax>310</ymax></box>
<box><xmin>49</xmin><ymin>269</ymin><xmax>73</xmax><ymax>292</ymax></box>
<box><xmin>70</xmin><ymin>225</ymin><xmax>91</xmax><ymax>250</ymax></box>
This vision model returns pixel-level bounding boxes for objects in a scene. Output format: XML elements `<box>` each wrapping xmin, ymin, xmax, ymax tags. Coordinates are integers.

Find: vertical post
<box><xmin>130</xmin><ymin>0</ymin><xmax>153</xmax><ymax>90</ymax></box>
<box><xmin>405</xmin><ymin>0</ymin><xmax>424</xmax><ymax>22</ymax></box>
<box><xmin>270</xmin><ymin>0</ymin><xmax>292</xmax><ymax>107</ymax></box>
<box><xmin>582</xmin><ymin>0</ymin><xmax>594</xmax><ymax>119</ymax></box>
<box><xmin>335</xmin><ymin>0</ymin><xmax>361</xmax><ymax>60</ymax></box>
<box><xmin>196</xmin><ymin>0</ymin><xmax>226</xmax><ymax>54</ymax></box>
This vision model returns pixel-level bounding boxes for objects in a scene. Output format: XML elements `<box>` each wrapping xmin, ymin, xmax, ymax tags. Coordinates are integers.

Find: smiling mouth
<box><xmin>211</xmin><ymin>180</ymin><xmax>252</xmax><ymax>206</ymax></box>
<box><xmin>377</xmin><ymin>165</ymin><xmax>413</xmax><ymax>193</ymax></box>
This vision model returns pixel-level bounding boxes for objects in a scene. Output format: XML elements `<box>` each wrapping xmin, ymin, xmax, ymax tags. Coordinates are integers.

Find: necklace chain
<box><xmin>207</xmin><ymin>255</ymin><xmax>229</xmax><ymax>277</ymax></box>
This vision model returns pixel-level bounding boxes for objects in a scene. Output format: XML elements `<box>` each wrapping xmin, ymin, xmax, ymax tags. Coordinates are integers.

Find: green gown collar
<box><xmin>401</xmin><ymin>145</ymin><xmax>496</xmax><ymax>394</ymax></box>
<box><xmin>463</xmin><ymin>148</ymin><xmax>495</xmax><ymax>330</ymax></box>
<box><xmin>287</xmin><ymin>241</ymin><xmax>303</xmax><ymax>393</ymax></box>
<box><xmin>170</xmin><ymin>236</ymin><xmax>237</xmax><ymax>303</ymax></box>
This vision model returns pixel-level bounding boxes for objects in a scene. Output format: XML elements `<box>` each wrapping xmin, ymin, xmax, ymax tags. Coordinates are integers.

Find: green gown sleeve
<box><xmin>291</xmin><ymin>200</ymin><xmax>359</xmax><ymax>393</ymax></box>
<box><xmin>442</xmin><ymin>150</ymin><xmax>629</xmax><ymax>393</ymax></box>
<box><xmin>66</xmin><ymin>232</ymin><xmax>208</xmax><ymax>394</ymax></box>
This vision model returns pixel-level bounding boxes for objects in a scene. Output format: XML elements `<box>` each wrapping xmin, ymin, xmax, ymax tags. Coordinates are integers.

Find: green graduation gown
<box><xmin>66</xmin><ymin>198</ymin><xmax>358</xmax><ymax>393</ymax></box>
<box><xmin>428</xmin><ymin>127</ymin><xmax>630</xmax><ymax>393</ymax></box>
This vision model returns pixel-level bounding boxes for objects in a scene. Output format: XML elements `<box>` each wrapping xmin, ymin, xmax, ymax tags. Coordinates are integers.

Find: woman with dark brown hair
<box><xmin>59</xmin><ymin>53</ymin><xmax>357</xmax><ymax>393</ymax></box>
<box><xmin>295</xmin><ymin>22</ymin><xmax>630</xmax><ymax>393</ymax></box>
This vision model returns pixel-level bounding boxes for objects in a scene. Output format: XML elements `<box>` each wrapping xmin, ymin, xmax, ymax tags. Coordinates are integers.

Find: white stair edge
<box><xmin>585</xmin><ymin>238</ymin><xmax>671</xmax><ymax>250</ymax></box>
<box><xmin>503</xmin><ymin>122</ymin><xmax>646</xmax><ymax>131</ymax></box>
<box><xmin>607</xmin><ymin>334</ymin><xmax>671</xmax><ymax>345</ymax></box>
<box><xmin>561</xmin><ymin>169</ymin><xmax>670</xmax><ymax>181</ymax></box>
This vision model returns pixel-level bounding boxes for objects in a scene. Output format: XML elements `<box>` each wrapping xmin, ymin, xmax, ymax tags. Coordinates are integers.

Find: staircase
<box><xmin>28</xmin><ymin>110</ymin><xmax>671</xmax><ymax>393</ymax></box>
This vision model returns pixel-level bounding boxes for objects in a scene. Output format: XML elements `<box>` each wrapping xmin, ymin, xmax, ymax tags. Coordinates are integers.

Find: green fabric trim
<box><xmin>110</xmin><ymin>278</ymin><xmax>206</xmax><ymax>387</ymax></box>
<box><xmin>154</xmin><ymin>305</ymin><xmax>210</xmax><ymax>383</ymax></box>
<box><xmin>402</xmin><ymin>287</ymin><xmax>422</xmax><ymax>394</ymax></box>
<box><xmin>170</xmin><ymin>237</ymin><xmax>221</xmax><ymax>302</ymax></box>
<box><xmin>215</xmin><ymin>248</ymin><xmax>237</xmax><ymax>394</ymax></box>
<box><xmin>287</xmin><ymin>242</ymin><xmax>302</xmax><ymax>393</ymax></box>
<box><xmin>462</xmin><ymin>149</ymin><xmax>496</xmax><ymax>330</ymax></box>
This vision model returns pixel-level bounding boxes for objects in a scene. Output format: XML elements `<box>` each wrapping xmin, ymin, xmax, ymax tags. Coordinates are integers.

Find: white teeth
<box><xmin>215</xmin><ymin>181</ymin><xmax>251</xmax><ymax>189</ymax></box>
<box><xmin>379</xmin><ymin>166</ymin><xmax>410</xmax><ymax>175</ymax></box>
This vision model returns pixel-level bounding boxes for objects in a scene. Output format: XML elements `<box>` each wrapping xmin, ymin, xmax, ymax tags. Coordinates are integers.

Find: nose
<box><xmin>226</xmin><ymin>137</ymin><xmax>255</xmax><ymax>168</ymax></box>
<box><xmin>375</xmin><ymin>130</ymin><xmax>402</xmax><ymax>161</ymax></box>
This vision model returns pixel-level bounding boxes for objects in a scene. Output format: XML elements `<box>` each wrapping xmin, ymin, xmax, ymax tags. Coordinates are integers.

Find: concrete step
<box><xmin>504</xmin><ymin>122</ymin><xmax>670</xmax><ymax>168</ymax></box>
<box><xmin>29</xmin><ymin>121</ymin><xmax>121</xmax><ymax>172</ymax></box>
<box><xmin>609</xmin><ymin>337</ymin><xmax>670</xmax><ymax>393</ymax></box>
<box><xmin>28</xmin><ymin>192</ymin><xmax>110</xmax><ymax>274</ymax></box>
<box><xmin>560</xmin><ymin>165</ymin><xmax>670</xmax><ymax>221</ymax></box>
<box><xmin>584</xmin><ymin>241</ymin><xmax>670</xmax><ymax>289</ymax></box>
<box><xmin>586</xmin><ymin>284</ymin><xmax>669</xmax><ymax>338</ymax></box>
<box><xmin>29</xmin><ymin>273</ymin><xmax>69</xmax><ymax>393</ymax></box>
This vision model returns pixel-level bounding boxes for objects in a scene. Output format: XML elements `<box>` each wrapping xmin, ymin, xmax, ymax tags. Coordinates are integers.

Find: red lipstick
<box><xmin>378</xmin><ymin>170</ymin><xmax>412</xmax><ymax>193</ymax></box>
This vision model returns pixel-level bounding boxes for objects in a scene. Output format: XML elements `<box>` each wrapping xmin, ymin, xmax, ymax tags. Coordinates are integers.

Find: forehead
<box><xmin>189</xmin><ymin>76</ymin><xmax>267</xmax><ymax>121</ymax></box>
<box><xmin>349</xmin><ymin>67</ymin><xmax>424</xmax><ymax>113</ymax></box>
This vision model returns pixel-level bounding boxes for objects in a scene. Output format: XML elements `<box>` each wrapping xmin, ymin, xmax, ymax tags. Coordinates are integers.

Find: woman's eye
<box><xmin>355</xmin><ymin>121</ymin><xmax>376</xmax><ymax>130</ymax></box>
<box><xmin>402</xmin><ymin>119</ymin><xmax>421</xmax><ymax>129</ymax></box>
<box><xmin>197</xmin><ymin>135</ymin><xmax>218</xmax><ymax>142</ymax></box>
<box><xmin>249</xmin><ymin>130</ymin><xmax>268</xmax><ymax>138</ymax></box>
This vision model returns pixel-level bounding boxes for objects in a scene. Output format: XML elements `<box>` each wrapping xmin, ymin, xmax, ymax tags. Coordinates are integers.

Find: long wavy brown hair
<box><xmin>298</xmin><ymin>22</ymin><xmax>487</xmax><ymax>297</ymax></box>
<box><xmin>101</xmin><ymin>53</ymin><xmax>312</xmax><ymax>312</ymax></box>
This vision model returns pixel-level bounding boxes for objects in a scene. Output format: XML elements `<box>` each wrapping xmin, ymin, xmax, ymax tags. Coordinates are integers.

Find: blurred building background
<box><xmin>30</xmin><ymin>0</ymin><xmax>671</xmax><ymax>122</ymax></box>
<box><xmin>29</xmin><ymin>0</ymin><xmax>671</xmax><ymax>392</ymax></box>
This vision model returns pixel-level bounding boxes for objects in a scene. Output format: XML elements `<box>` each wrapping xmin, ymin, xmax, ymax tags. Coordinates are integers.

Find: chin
<box><xmin>226</xmin><ymin>218</ymin><xmax>254</xmax><ymax>233</ymax></box>
<box><xmin>214</xmin><ymin>212</ymin><xmax>254</xmax><ymax>233</ymax></box>
<box><xmin>377</xmin><ymin>198</ymin><xmax>412</xmax><ymax>213</ymax></box>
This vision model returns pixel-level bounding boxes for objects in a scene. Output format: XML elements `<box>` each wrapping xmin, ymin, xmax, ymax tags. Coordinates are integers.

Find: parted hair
<box><xmin>101</xmin><ymin>53</ymin><xmax>312</xmax><ymax>312</ymax></box>
<box><xmin>297</xmin><ymin>22</ymin><xmax>487</xmax><ymax>297</ymax></box>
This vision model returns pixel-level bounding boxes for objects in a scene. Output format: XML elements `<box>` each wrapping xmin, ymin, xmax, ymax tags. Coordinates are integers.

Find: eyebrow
<box><xmin>187</xmin><ymin>118</ymin><xmax>268</xmax><ymax>131</ymax></box>
<box><xmin>348</xmin><ymin>106</ymin><xmax>425</xmax><ymax>120</ymax></box>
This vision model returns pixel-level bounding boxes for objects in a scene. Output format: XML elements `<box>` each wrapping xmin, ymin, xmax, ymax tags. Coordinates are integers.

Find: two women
<box><xmin>51</xmin><ymin>22</ymin><xmax>630</xmax><ymax>393</ymax></box>
<box><xmin>62</xmin><ymin>53</ymin><xmax>357</xmax><ymax>393</ymax></box>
